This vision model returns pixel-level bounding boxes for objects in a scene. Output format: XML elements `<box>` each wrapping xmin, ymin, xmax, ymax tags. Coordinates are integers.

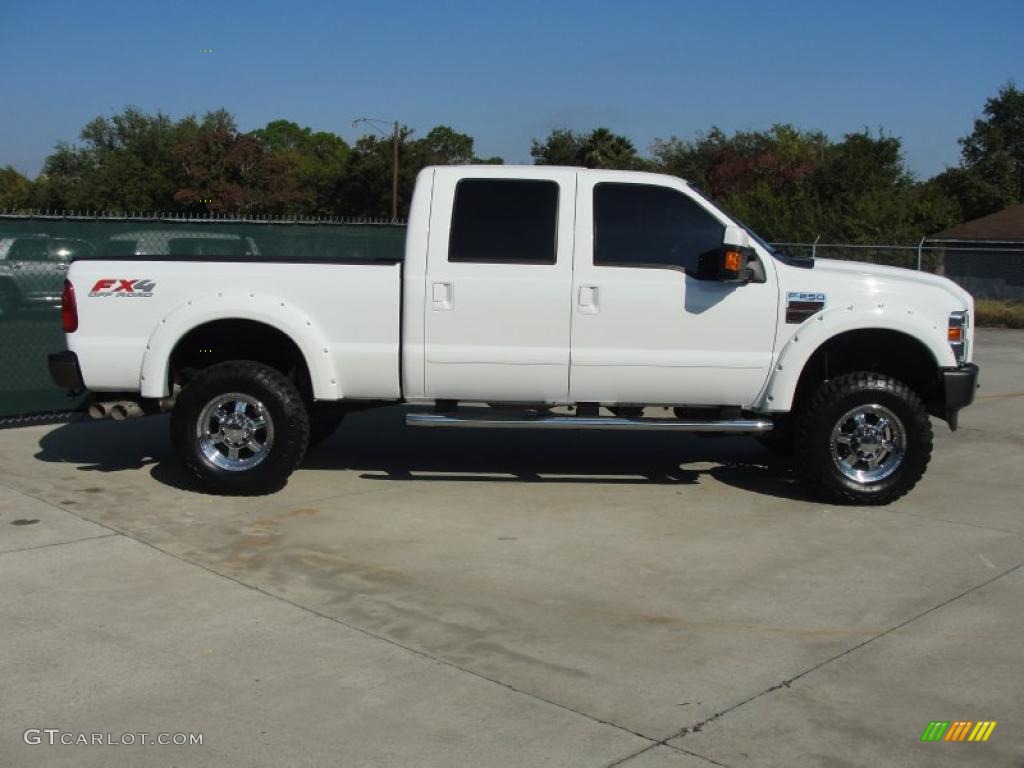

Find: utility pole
<box><xmin>392</xmin><ymin>121</ymin><xmax>399</xmax><ymax>222</ymax></box>
<box><xmin>353</xmin><ymin>117</ymin><xmax>402</xmax><ymax>221</ymax></box>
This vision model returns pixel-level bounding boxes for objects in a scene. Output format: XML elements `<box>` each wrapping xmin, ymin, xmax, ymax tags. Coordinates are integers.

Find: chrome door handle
<box><xmin>431</xmin><ymin>281</ymin><xmax>453</xmax><ymax>310</ymax></box>
<box><xmin>578</xmin><ymin>285</ymin><xmax>599</xmax><ymax>314</ymax></box>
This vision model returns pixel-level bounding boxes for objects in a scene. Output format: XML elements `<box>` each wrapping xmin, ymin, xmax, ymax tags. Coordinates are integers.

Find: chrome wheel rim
<box><xmin>830</xmin><ymin>404</ymin><xmax>906</xmax><ymax>484</ymax></box>
<box><xmin>197</xmin><ymin>393</ymin><xmax>274</xmax><ymax>471</ymax></box>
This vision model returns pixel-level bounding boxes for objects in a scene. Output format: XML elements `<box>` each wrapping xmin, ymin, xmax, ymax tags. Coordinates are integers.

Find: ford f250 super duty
<box><xmin>49</xmin><ymin>166</ymin><xmax>979</xmax><ymax>503</ymax></box>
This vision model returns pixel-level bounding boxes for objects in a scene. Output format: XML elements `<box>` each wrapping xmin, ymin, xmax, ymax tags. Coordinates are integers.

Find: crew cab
<box><xmin>49</xmin><ymin>166</ymin><xmax>979</xmax><ymax>503</ymax></box>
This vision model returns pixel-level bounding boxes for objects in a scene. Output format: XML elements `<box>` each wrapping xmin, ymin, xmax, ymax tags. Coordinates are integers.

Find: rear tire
<box><xmin>795</xmin><ymin>372</ymin><xmax>932</xmax><ymax>505</ymax></box>
<box><xmin>171</xmin><ymin>361</ymin><xmax>310</xmax><ymax>495</ymax></box>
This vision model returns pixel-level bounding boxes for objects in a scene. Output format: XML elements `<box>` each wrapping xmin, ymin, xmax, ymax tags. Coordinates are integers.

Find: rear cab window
<box><xmin>448</xmin><ymin>179</ymin><xmax>558</xmax><ymax>264</ymax></box>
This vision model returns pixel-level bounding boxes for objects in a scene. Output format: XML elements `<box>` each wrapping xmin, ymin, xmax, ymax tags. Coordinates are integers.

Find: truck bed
<box><xmin>66</xmin><ymin>258</ymin><xmax>403</xmax><ymax>401</ymax></box>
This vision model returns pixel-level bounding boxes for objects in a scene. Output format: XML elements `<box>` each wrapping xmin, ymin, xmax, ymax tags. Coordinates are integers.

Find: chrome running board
<box><xmin>405</xmin><ymin>413</ymin><xmax>772</xmax><ymax>433</ymax></box>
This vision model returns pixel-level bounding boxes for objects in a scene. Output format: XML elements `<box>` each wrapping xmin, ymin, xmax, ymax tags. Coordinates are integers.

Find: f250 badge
<box><xmin>785</xmin><ymin>291</ymin><xmax>826</xmax><ymax>324</ymax></box>
<box><xmin>89</xmin><ymin>279</ymin><xmax>157</xmax><ymax>298</ymax></box>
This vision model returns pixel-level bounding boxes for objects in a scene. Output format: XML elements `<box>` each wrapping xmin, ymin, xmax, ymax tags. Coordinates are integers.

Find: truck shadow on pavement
<box><xmin>34</xmin><ymin>407</ymin><xmax>810</xmax><ymax>501</ymax></box>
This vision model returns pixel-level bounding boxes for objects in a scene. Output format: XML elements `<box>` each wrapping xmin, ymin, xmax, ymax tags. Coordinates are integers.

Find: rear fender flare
<box><xmin>139</xmin><ymin>292</ymin><xmax>338</xmax><ymax>399</ymax></box>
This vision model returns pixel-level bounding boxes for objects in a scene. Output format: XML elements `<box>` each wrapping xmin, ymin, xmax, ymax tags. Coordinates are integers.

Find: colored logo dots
<box><xmin>200</xmin><ymin>48</ymin><xmax>213</xmax><ymax>53</ymax></box>
<box><xmin>921</xmin><ymin>721</ymin><xmax>997</xmax><ymax>742</ymax></box>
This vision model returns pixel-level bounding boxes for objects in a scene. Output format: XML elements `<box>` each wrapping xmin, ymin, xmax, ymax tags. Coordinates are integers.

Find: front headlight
<box><xmin>948</xmin><ymin>311</ymin><xmax>968</xmax><ymax>365</ymax></box>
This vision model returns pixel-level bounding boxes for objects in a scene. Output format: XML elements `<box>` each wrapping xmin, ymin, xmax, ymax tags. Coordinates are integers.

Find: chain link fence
<box><xmin>2</xmin><ymin>215</ymin><xmax>1022</xmax><ymax>422</ymax></box>
<box><xmin>0</xmin><ymin>214</ymin><xmax>406</xmax><ymax>422</ymax></box>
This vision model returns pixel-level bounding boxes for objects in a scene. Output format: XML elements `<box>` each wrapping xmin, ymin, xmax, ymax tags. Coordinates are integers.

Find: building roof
<box><xmin>931</xmin><ymin>203</ymin><xmax>1024</xmax><ymax>241</ymax></box>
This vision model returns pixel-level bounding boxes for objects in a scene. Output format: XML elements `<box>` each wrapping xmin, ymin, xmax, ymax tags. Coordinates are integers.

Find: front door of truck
<box><xmin>569</xmin><ymin>176</ymin><xmax>778</xmax><ymax>406</ymax></box>
<box><xmin>423</xmin><ymin>169</ymin><xmax>577</xmax><ymax>402</ymax></box>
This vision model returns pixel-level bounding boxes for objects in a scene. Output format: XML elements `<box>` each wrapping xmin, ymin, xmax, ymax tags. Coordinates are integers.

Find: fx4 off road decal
<box><xmin>89</xmin><ymin>279</ymin><xmax>157</xmax><ymax>298</ymax></box>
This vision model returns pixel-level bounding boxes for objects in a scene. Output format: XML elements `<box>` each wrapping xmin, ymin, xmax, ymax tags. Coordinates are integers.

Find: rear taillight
<box><xmin>61</xmin><ymin>279</ymin><xmax>78</xmax><ymax>332</ymax></box>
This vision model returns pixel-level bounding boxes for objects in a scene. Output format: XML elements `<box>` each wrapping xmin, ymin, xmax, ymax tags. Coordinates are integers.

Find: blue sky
<box><xmin>1</xmin><ymin>0</ymin><xmax>1021</xmax><ymax>179</ymax></box>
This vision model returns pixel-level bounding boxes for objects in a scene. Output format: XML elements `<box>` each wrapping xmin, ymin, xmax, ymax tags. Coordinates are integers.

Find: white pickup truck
<box><xmin>49</xmin><ymin>165</ymin><xmax>979</xmax><ymax>503</ymax></box>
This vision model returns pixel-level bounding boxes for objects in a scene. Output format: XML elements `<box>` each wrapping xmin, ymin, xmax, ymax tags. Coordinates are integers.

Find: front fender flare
<box><xmin>755</xmin><ymin>302</ymin><xmax>956</xmax><ymax>412</ymax></box>
<box><xmin>139</xmin><ymin>292</ymin><xmax>339</xmax><ymax>400</ymax></box>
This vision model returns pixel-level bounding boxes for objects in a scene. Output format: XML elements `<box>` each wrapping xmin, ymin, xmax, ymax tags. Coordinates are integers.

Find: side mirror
<box><xmin>695</xmin><ymin>226</ymin><xmax>754</xmax><ymax>282</ymax></box>
<box><xmin>696</xmin><ymin>246</ymin><xmax>753</xmax><ymax>282</ymax></box>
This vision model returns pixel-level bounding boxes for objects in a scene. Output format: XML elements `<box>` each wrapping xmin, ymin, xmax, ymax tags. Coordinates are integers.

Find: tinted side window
<box><xmin>449</xmin><ymin>179</ymin><xmax>558</xmax><ymax>264</ymax></box>
<box><xmin>9</xmin><ymin>239</ymin><xmax>50</xmax><ymax>261</ymax></box>
<box><xmin>52</xmin><ymin>239</ymin><xmax>94</xmax><ymax>261</ymax></box>
<box><xmin>594</xmin><ymin>183</ymin><xmax>724</xmax><ymax>272</ymax></box>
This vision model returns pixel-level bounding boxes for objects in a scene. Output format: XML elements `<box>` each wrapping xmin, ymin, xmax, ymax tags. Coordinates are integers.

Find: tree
<box><xmin>415</xmin><ymin>126</ymin><xmax>476</xmax><ymax>166</ymax></box>
<box><xmin>33</xmin><ymin>106</ymin><xmax>199</xmax><ymax>211</ymax></box>
<box><xmin>173</xmin><ymin>111</ymin><xmax>303</xmax><ymax>214</ymax></box>
<box><xmin>530</xmin><ymin>129</ymin><xmax>583</xmax><ymax>166</ymax></box>
<box><xmin>338</xmin><ymin>125</ymin><xmax>503</xmax><ymax>218</ymax></box>
<box><xmin>651</xmin><ymin>125</ymin><xmax>957</xmax><ymax>242</ymax></box>
<box><xmin>252</xmin><ymin>120</ymin><xmax>350</xmax><ymax>215</ymax></box>
<box><xmin>531</xmin><ymin>128</ymin><xmax>646</xmax><ymax>169</ymax></box>
<box><xmin>336</xmin><ymin>129</ymin><xmax>416</xmax><ymax>219</ymax></box>
<box><xmin>0</xmin><ymin>166</ymin><xmax>33</xmax><ymax>210</ymax></box>
<box><xmin>936</xmin><ymin>82</ymin><xmax>1024</xmax><ymax>220</ymax></box>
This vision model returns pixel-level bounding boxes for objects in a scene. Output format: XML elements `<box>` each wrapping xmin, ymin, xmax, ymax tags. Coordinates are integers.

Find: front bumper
<box><xmin>48</xmin><ymin>350</ymin><xmax>85</xmax><ymax>392</ymax></box>
<box><xmin>941</xmin><ymin>363</ymin><xmax>979</xmax><ymax>430</ymax></box>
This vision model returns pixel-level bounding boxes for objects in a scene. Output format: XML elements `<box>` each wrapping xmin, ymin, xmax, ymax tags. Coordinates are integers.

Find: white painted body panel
<box><xmin>569</xmin><ymin>171</ymin><xmax>778</xmax><ymax>406</ymax></box>
<box><xmin>67</xmin><ymin>261</ymin><xmax>401</xmax><ymax>399</ymax></box>
<box><xmin>757</xmin><ymin>258</ymin><xmax>970</xmax><ymax>411</ymax></box>
<box><xmin>65</xmin><ymin>166</ymin><xmax>973</xmax><ymax>416</ymax></box>
<box><xmin>421</xmin><ymin>166</ymin><xmax>577</xmax><ymax>403</ymax></box>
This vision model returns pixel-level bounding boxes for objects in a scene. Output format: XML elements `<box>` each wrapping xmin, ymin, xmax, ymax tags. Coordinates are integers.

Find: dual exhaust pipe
<box><xmin>87</xmin><ymin>388</ymin><xmax>177</xmax><ymax>421</ymax></box>
<box><xmin>87</xmin><ymin>401</ymin><xmax>145</xmax><ymax>421</ymax></box>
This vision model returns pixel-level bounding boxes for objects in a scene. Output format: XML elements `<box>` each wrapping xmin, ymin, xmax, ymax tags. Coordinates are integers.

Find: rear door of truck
<box><xmin>421</xmin><ymin>168</ymin><xmax>576</xmax><ymax>403</ymax></box>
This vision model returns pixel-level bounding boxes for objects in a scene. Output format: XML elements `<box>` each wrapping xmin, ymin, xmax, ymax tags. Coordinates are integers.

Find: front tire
<box><xmin>795</xmin><ymin>372</ymin><xmax>932</xmax><ymax>505</ymax></box>
<box><xmin>171</xmin><ymin>361</ymin><xmax>310</xmax><ymax>495</ymax></box>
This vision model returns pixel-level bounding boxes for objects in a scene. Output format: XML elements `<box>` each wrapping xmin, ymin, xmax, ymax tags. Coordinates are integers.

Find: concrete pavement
<box><xmin>0</xmin><ymin>328</ymin><xmax>1021</xmax><ymax>767</ymax></box>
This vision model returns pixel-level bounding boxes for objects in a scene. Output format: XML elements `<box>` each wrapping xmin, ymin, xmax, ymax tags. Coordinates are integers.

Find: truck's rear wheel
<box><xmin>171</xmin><ymin>361</ymin><xmax>310</xmax><ymax>495</ymax></box>
<box><xmin>795</xmin><ymin>372</ymin><xmax>932</xmax><ymax>505</ymax></box>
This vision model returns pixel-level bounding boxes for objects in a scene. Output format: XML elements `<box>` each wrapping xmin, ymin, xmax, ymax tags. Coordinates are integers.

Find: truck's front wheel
<box><xmin>795</xmin><ymin>372</ymin><xmax>932</xmax><ymax>505</ymax></box>
<box><xmin>171</xmin><ymin>361</ymin><xmax>310</xmax><ymax>495</ymax></box>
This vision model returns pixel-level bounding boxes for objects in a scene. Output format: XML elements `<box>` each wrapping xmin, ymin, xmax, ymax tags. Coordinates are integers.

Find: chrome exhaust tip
<box><xmin>87</xmin><ymin>402</ymin><xmax>109</xmax><ymax>419</ymax></box>
<box><xmin>110</xmin><ymin>402</ymin><xmax>144</xmax><ymax>421</ymax></box>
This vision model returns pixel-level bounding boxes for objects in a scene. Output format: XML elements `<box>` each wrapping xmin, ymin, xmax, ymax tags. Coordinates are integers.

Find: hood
<box><xmin>806</xmin><ymin>258</ymin><xmax>968</xmax><ymax>307</ymax></box>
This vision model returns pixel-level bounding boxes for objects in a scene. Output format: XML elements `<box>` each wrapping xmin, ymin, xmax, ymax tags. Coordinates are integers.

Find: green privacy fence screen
<box><xmin>0</xmin><ymin>214</ymin><xmax>407</xmax><ymax>421</ymax></box>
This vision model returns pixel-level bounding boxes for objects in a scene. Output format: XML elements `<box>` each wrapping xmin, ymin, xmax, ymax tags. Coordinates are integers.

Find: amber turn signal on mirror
<box><xmin>723</xmin><ymin>250</ymin><xmax>742</xmax><ymax>273</ymax></box>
